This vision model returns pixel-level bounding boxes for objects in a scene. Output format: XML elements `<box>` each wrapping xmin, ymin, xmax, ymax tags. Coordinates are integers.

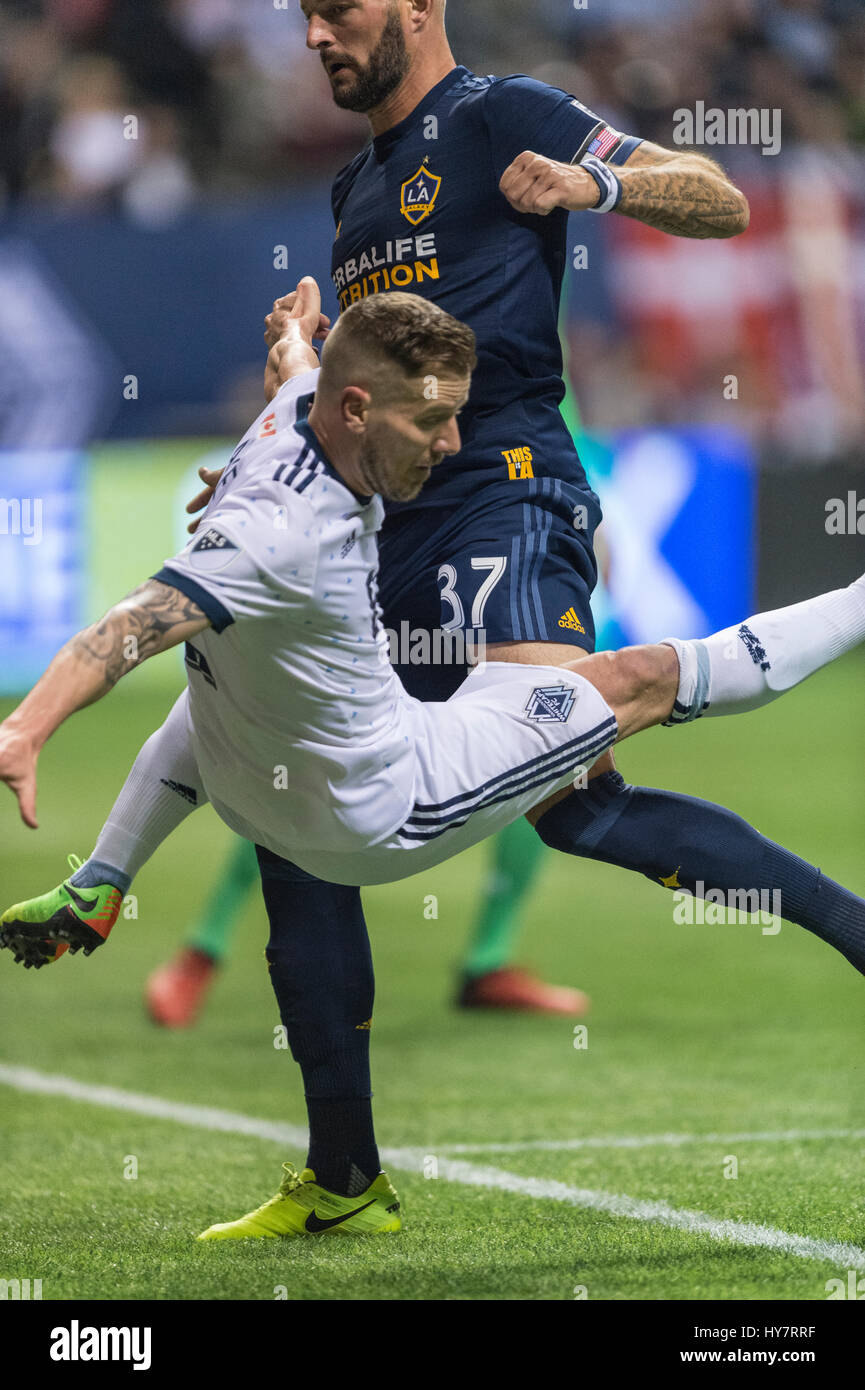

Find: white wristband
<box><xmin>580</xmin><ymin>154</ymin><xmax>622</xmax><ymax>213</ymax></box>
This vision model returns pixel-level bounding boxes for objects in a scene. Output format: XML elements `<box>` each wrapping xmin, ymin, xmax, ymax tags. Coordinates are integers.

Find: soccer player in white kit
<box><xmin>2</xmin><ymin>281</ymin><xmax>864</xmax><ymax>1239</ymax></box>
<box><xmin>142</xmin><ymin>361</ymin><xmax>617</xmax><ymax>891</ymax></box>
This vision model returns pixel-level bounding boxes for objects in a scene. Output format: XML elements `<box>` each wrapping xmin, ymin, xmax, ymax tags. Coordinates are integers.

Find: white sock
<box><xmin>664</xmin><ymin>572</ymin><xmax>865</xmax><ymax>722</ymax></box>
<box><xmin>85</xmin><ymin>693</ymin><xmax>208</xmax><ymax>883</ymax></box>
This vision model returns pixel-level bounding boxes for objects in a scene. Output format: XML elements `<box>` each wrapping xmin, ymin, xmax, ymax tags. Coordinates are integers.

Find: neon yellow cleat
<box><xmin>197</xmin><ymin>1163</ymin><xmax>401</xmax><ymax>1240</ymax></box>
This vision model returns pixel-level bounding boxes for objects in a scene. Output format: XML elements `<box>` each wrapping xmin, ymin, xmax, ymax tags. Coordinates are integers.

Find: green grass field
<box><xmin>0</xmin><ymin>655</ymin><xmax>863</xmax><ymax>1301</ymax></box>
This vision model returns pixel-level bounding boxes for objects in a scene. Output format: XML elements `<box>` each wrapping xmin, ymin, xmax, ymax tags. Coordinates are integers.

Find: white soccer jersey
<box><xmin>154</xmin><ymin>368</ymin><xmax>619</xmax><ymax>883</ymax></box>
<box><xmin>155</xmin><ymin>369</ymin><xmax>419</xmax><ymax>859</ymax></box>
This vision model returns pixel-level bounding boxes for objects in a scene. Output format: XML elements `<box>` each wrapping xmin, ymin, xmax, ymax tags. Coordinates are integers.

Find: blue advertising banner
<box><xmin>0</xmin><ymin>452</ymin><xmax>86</xmax><ymax>694</ymax></box>
<box><xmin>0</xmin><ymin>427</ymin><xmax>754</xmax><ymax>697</ymax></box>
<box><xmin>581</xmin><ymin>426</ymin><xmax>755</xmax><ymax>648</ymax></box>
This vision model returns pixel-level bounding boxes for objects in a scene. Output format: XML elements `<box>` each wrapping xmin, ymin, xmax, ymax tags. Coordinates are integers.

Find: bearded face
<box><xmin>320</xmin><ymin>3</ymin><xmax>411</xmax><ymax>113</ymax></box>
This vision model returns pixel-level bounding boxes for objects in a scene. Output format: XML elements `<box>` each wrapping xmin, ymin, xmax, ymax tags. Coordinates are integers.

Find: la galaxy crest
<box><xmin>400</xmin><ymin>159</ymin><xmax>442</xmax><ymax>225</ymax></box>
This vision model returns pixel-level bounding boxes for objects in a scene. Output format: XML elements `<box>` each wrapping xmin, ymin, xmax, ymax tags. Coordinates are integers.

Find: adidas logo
<box><xmin>160</xmin><ymin>778</ymin><xmax>198</xmax><ymax>806</ymax></box>
<box><xmin>558</xmin><ymin>608</ymin><xmax>585</xmax><ymax>634</ymax></box>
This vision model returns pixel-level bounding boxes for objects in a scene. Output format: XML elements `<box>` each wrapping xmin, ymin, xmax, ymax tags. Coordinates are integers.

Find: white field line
<box><xmin>390</xmin><ymin>1155</ymin><xmax>865</xmax><ymax>1271</ymax></box>
<box><xmin>0</xmin><ymin>1063</ymin><xmax>309</xmax><ymax>1149</ymax></box>
<box><xmin>1</xmin><ymin>1063</ymin><xmax>863</xmax><ymax>1271</ymax></box>
<box><xmin>434</xmin><ymin>1128</ymin><xmax>865</xmax><ymax>1155</ymax></box>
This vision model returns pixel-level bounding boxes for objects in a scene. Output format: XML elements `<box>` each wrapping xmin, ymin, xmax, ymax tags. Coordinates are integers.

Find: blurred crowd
<box><xmin>1</xmin><ymin>0</ymin><xmax>863</xmax><ymax>454</ymax></box>
<box><xmin>0</xmin><ymin>0</ymin><xmax>862</xmax><ymax>215</ymax></box>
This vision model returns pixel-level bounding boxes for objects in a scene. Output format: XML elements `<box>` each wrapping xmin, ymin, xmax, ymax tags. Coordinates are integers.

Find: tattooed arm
<box><xmin>614</xmin><ymin>139</ymin><xmax>749</xmax><ymax>239</ymax></box>
<box><xmin>499</xmin><ymin>140</ymin><xmax>749</xmax><ymax>239</ymax></box>
<box><xmin>0</xmin><ymin>579</ymin><xmax>208</xmax><ymax>826</ymax></box>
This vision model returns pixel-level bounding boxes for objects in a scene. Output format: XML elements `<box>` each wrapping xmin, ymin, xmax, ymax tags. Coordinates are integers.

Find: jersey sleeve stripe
<box><xmin>570</xmin><ymin>127</ymin><xmax>642</xmax><ymax>167</ymax></box>
<box><xmin>152</xmin><ymin>565</ymin><xmax>235</xmax><ymax>633</ymax></box>
<box><xmin>293</xmin><ymin>465</ymin><xmax>324</xmax><ymax>494</ymax></box>
<box><xmin>609</xmin><ymin>135</ymin><xmax>643</xmax><ymax>165</ymax></box>
<box><xmin>274</xmin><ymin>445</ymin><xmax>312</xmax><ymax>484</ymax></box>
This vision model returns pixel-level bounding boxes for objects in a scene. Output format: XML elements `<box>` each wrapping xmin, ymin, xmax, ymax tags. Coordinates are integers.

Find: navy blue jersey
<box><xmin>330</xmin><ymin>66</ymin><xmax>639</xmax><ymax>512</ymax></box>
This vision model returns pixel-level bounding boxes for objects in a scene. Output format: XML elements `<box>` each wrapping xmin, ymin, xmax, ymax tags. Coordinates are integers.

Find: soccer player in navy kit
<box><xmin>254</xmin><ymin>0</ymin><xmax>754</xmax><ymax>1201</ymax></box>
<box><xmin>270</xmin><ymin>1</ymin><xmax>751</xmax><ymax>1019</ymax></box>
<box><xmin>146</xmin><ymin>3</ymin><xmax>751</xmax><ymax>1030</ymax></box>
<box><xmin>217</xmin><ymin>1</ymin><xmax>766</xmax><ymax>1208</ymax></box>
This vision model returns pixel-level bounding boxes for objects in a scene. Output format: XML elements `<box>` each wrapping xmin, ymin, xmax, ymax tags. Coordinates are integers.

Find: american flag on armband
<box><xmin>586</xmin><ymin>127</ymin><xmax>621</xmax><ymax>162</ymax></box>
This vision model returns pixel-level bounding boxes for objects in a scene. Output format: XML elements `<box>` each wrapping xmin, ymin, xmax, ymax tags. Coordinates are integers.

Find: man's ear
<box><xmin>340</xmin><ymin>385</ymin><xmax>372</xmax><ymax>434</ymax></box>
<box><xmin>408</xmin><ymin>0</ymin><xmax>439</xmax><ymax>33</ymax></box>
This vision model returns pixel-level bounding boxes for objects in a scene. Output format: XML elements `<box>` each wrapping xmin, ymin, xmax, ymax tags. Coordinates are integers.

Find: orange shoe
<box><xmin>145</xmin><ymin>947</ymin><xmax>218</xmax><ymax>1028</ymax></box>
<box><xmin>456</xmin><ymin>967</ymin><xmax>590</xmax><ymax>1017</ymax></box>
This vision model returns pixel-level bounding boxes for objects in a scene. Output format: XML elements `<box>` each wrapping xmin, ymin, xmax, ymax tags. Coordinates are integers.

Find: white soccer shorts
<box><xmin>292</xmin><ymin>661</ymin><xmax>618</xmax><ymax>885</ymax></box>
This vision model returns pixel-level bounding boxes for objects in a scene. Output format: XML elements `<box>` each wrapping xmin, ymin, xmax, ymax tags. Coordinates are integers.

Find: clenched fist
<box><xmin>499</xmin><ymin>150</ymin><xmax>602</xmax><ymax>217</ymax></box>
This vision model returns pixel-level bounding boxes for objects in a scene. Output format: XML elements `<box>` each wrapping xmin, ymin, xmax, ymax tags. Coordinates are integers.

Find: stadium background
<box><xmin>2</xmin><ymin>0</ymin><xmax>865</xmax><ymax>690</ymax></box>
<box><xmin>0</xmin><ymin>0</ymin><xmax>864</xmax><ymax>1304</ymax></box>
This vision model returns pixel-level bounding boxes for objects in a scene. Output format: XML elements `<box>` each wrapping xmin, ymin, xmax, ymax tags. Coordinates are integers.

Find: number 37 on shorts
<box><xmin>437</xmin><ymin>556</ymin><xmax>507</xmax><ymax>632</ymax></box>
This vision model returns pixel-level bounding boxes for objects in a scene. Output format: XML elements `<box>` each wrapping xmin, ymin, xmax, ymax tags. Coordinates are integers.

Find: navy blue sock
<box><xmin>536</xmin><ymin>772</ymin><xmax>865</xmax><ymax>977</ymax></box>
<box><xmin>255</xmin><ymin>847</ymin><xmax>380</xmax><ymax>1196</ymax></box>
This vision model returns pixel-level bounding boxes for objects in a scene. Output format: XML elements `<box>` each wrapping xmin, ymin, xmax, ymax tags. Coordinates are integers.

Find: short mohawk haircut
<box><xmin>321</xmin><ymin>292</ymin><xmax>476</xmax><ymax>384</ymax></box>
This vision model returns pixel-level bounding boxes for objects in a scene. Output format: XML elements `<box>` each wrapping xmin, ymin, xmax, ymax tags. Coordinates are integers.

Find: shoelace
<box><xmin>66</xmin><ymin>853</ymin><xmax>84</xmax><ymax>877</ymax></box>
<box><xmin>276</xmin><ymin>1163</ymin><xmax>304</xmax><ymax>1199</ymax></box>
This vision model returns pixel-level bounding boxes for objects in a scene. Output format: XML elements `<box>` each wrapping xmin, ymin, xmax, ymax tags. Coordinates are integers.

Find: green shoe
<box><xmin>0</xmin><ymin>855</ymin><xmax>123</xmax><ymax>970</ymax></box>
<box><xmin>197</xmin><ymin>1163</ymin><xmax>402</xmax><ymax>1240</ymax></box>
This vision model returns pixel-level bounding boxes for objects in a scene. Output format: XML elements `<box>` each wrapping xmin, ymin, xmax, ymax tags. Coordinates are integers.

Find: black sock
<box><xmin>536</xmin><ymin>772</ymin><xmax>865</xmax><ymax>976</ymax></box>
<box><xmin>306</xmin><ymin>1098</ymin><xmax>379</xmax><ymax>1196</ymax></box>
<box><xmin>256</xmin><ymin>847</ymin><xmax>380</xmax><ymax>1196</ymax></box>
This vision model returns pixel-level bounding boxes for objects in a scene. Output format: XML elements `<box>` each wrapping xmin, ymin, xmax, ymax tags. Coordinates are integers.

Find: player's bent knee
<box><xmin>603</xmin><ymin>645</ymin><xmax>678</xmax><ymax>720</ymax></box>
<box><xmin>612</xmin><ymin>645</ymin><xmax>666</xmax><ymax>701</ymax></box>
<box><xmin>564</xmin><ymin>647</ymin><xmax>649</xmax><ymax>710</ymax></box>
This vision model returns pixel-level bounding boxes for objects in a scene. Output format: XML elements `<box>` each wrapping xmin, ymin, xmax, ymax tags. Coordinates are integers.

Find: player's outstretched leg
<box><xmin>197</xmin><ymin>1162</ymin><xmax>401</xmax><ymax>1240</ymax></box>
<box><xmin>662</xmin><ymin>570</ymin><xmax>865</xmax><ymax>725</ymax></box>
<box><xmin>534</xmin><ymin>572</ymin><xmax>865</xmax><ymax>977</ymax></box>
<box><xmin>0</xmin><ymin>854</ymin><xmax>123</xmax><ymax>968</ymax></box>
<box><xmin>0</xmin><ymin>694</ymin><xmax>208</xmax><ymax>972</ymax></box>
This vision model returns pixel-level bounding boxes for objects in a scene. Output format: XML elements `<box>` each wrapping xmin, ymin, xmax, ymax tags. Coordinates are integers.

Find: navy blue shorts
<box><xmin>378</xmin><ymin>477</ymin><xmax>602</xmax><ymax>701</ymax></box>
